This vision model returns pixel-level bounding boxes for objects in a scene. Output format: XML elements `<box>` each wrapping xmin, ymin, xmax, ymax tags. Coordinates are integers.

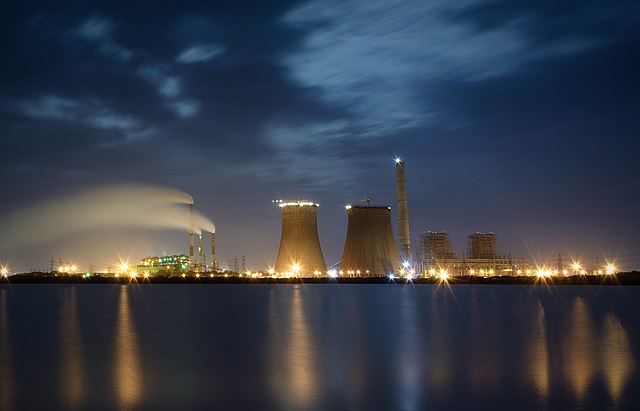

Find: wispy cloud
<box><xmin>259</xmin><ymin>120</ymin><xmax>368</xmax><ymax>190</ymax></box>
<box><xmin>137</xmin><ymin>65</ymin><xmax>200</xmax><ymax>117</ymax></box>
<box><xmin>18</xmin><ymin>95</ymin><xmax>150</xmax><ymax>142</ymax></box>
<box><xmin>282</xmin><ymin>0</ymin><xmax>607</xmax><ymax>133</ymax></box>
<box><xmin>20</xmin><ymin>95</ymin><xmax>77</xmax><ymax>122</ymax></box>
<box><xmin>75</xmin><ymin>15</ymin><xmax>113</xmax><ymax>40</ymax></box>
<box><xmin>172</xmin><ymin>100</ymin><xmax>200</xmax><ymax>118</ymax></box>
<box><xmin>71</xmin><ymin>15</ymin><xmax>133</xmax><ymax>62</ymax></box>
<box><xmin>177</xmin><ymin>45</ymin><xmax>225</xmax><ymax>63</ymax></box>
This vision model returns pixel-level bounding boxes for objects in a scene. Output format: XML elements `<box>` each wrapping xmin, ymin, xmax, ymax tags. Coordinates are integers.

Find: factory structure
<box><xmin>132</xmin><ymin>201</ymin><xmax>217</xmax><ymax>277</ymax></box>
<box><xmin>268</xmin><ymin>156</ymin><xmax>531</xmax><ymax>278</ymax></box>
<box><xmin>273</xmin><ymin>200</ymin><xmax>326</xmax><ymax>276</ymax></box>
<box><xmin>137</xmin><ymin>255</ymin><xmax>190</xmax><ymax>275</ymax></box>
<box><xmin>118</xmin><ymin>155</ymin><xmax>531</xmax><ymax>279</ymax></box>
<box><xmin>417</xmin><ymin>231</ymin><xmax>529</xmax><ymax>276</ymax></box>
<box><xmin>340</xmin><ymin>205</ymin><xmax>401</xmax><ymax>276</ymax></box>
<box><xmin>128</xmin><ymin>156</ymin><xmax>530</xmax><ymax>278</ymax></box>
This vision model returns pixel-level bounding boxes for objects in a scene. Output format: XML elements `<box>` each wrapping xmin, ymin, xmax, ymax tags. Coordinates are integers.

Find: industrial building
<box><xmin>421</xmin><ymin>257</ymin><xmax>530</xmax><ymax>277</ymax></box>
<box><xmin>467</xmin><ymin>232</ymin><xmax>498</xmax><ymax>259</ymax></box>
<box><xmin>420</xmin><ymin>231</ymin><xmax>455</xmax><ymax>260</ymax></box>
<box><xmin>340</xmin><ymin>205</ymin><xmax>402</xmax><ymax>276</ymax></box>
<box><xmin>274</xmin><ymin>200</ymin><xmax>327</xmax><ymax>276</ymax></box>
<box><xmin>417</xmin><ymin>231</ymin><xmax>529</xmax><ymax>277</ymax></box>
<box><xmin>137</xmin><ymin>255</ymin><xmax>190</xmax><ymax>275</ymax></box>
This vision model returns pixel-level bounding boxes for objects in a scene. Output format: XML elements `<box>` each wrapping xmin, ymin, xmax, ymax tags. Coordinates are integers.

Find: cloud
<box><xmin>172</xmin><ymin>100</ymin><xmax>200</xmax><ymax>118</ymax></box>
<box><xmin>20</xmin><ymin>95</ymin><xmax>77</xmax><ymax>122</ymax></box>
<box><xmin>177</xmin><ymin>45</ymin><xmax>225</xmax><ymax>63</ymax></box>
<box><xmin>75</xmin><ymin>15</ymin><xmax>113</xmax><ymax>40</ymax></box>
<box><xmin>71</xmin><ymin>14</ymin><xmax>133</xmax><ymax>62</ymax></box>
<box><xmin>18</xmin><ymin>94</ymin><xmax>149</xmax><ymax>141</ymax></box>
<box><xmin>282</xmin><ymin>0</ymin><xmax>610</xmax><ymax>133</ymax></box>
<box><xmin>159</xmin><ymin>76</ymin><xmax>182</xmax><ymax>98</ymax></box>
<box><xmin>260</xmin><ymin>120</ymin><xmax>370</xmax><ymax>190</ymax></box>
<box><xmin>137</xmin><ymin>65</ymin><xmax>192</xmax><ymax>116</ymax></box>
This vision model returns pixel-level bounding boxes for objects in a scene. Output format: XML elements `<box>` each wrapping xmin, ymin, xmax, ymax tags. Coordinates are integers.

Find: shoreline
<box><xmin>2</xmin><ymin>271</ymin><xmax>639</xmax><ymax>285</ymax></box>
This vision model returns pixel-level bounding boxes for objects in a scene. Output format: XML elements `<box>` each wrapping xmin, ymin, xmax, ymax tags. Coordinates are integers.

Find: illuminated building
<box><xmin>137</xmin><ymin>255</ymin><xmax>190</xmax><ymax>275</ymax></box>
<box><xmin>420</xmin><ymin>231</ymin><xmax>455</xmax><ymax>260</ymax></box>
<box><xmin>467</xmin><ymin>232</ymin><xmax>498</xmax><ymax>259</ymax></box>
<box><xmin>273</xmin><ymin>200</ymin><xmax>327</xmax><ymax>276</ymax></box>
<box><xmin>421</xmin><ymin>257</ymin><xmax>529</xmax><ymax>277</ymax></box>
<box><xmin>415</xmin><ymin>231</ymin><xmax>529</xmax><ymax>276</ymax></box>
<box><xmin>340</xmin><ymin>205</ymin><xmax>401</xmax><ymax>276</ymax></box>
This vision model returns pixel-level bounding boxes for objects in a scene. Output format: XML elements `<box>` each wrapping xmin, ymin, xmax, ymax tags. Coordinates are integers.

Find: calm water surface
<box><xmin>0</xmin><ymin>284</ymin><xmax>638</xmax><ymax>410</ymax></box>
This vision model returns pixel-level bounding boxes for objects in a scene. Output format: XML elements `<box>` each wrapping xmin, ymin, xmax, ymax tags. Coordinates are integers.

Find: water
<box><xmin>0</xmin><ymin>284</ymin><xmax>639</xmax><ymax>410</ymax></box>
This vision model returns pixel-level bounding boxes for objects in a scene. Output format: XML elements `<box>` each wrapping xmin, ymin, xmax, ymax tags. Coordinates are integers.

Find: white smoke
<box><xmin>0</xmin><ymin>184</ymin><xmax>215</xmax><ymax>250</ymax></box>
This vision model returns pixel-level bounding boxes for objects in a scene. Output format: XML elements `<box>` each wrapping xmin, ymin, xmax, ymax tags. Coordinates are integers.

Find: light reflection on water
<box><xmin>114</xmin><ymin>286</ymin><xmax>142</xmax><ymax>410</ymax></box>
<box><xmin>59</xmin><ymin>287</ymin><xmax>84</xmax><ymax>409</ymax></box>
<box><xmin>526</xmin><ymin>298</ymin><xmax>550</xmax><ymax>401</ymax></box>
<box><xmin>602</xmin><ymin>312</ymin><xmax>634</xmax><ymax>405</ymax></box>
<box><xmin>563</xmin><ymin>297</ymin><xmax>594</xmax><ymax>402</ymax></box>
<box><xmin>396</xmin><ymin>288</ymin><xmax>421</xmax><ymax>411</ymax></box>
<box><xmin>425</xmin><ymin>290</ymin><xmax>455</xmax><ymax>400</ymax></box>
<box><xmin>467</xmin><ymin>288</ymin><xmax>504</xmax><ymax>395</ymax></box>
<box><xmin>0</xmin><ymin>285</ymin><xmax>637</xmax><ymax>410</ymax></box>
<box><xmin>0</xmin><ymin>289</ymin><xmax>14</xmax><ymax>410</ymax></box>
<box><xmin>268</xmin><ymin>286</ymin><xmax>318</xmax><ymax>410</ymax></box>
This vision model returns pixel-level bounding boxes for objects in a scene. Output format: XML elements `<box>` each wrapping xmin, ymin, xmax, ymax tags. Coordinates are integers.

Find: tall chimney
<box><xmin>198</xmin><ymin>233</ymin><xmax>203</xmax><ymax>272</ymax></box>
<box><xmin>211</xmin><ymin>232</ymin><xmax>216</xmax><ymax>271</ymax></box>
<box><xmin>395</xmin><ymin>158</ymin><xmax>411</xmax><ymax>262</ymax></box>
<box><xmin>189</xmin><ymin>203</ymin><xmax>194</xmax><ymax>268</ymax></box>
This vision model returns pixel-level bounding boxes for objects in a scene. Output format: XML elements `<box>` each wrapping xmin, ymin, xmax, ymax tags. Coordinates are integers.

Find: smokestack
<box><xmin>274</xmin><ymin>200</ymin><xmax>326</xmax><ymax>276</ymax></box>
<box><xmin>341</xmin><ymin>205</ymin><xmax>401</xmax><ymax>276</ymax></box>
<box><xmin>211</xmin><ymin>232</ymin><xmax>216</xmax><ymax>271</ymax></box>
<box><xmin>198</xmin><ymin>233</ymin><xmax>203</xmax><ymax>272</ymax></box>
<box><xmin>395</xmin><ymin>158</ymin><xmax>411</xmax><ymax>262</ymax></box>
<box><xmin>189</xmin><ymin>203</ymin><xmax>194</xmax><ymax>268</ymax></box>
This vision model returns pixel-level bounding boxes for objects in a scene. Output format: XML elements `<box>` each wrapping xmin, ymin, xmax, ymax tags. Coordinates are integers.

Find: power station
<box><xmin>274</xmin><ymin>200</ymin><xmax>327</xmax><ymax>276</ymax></box>
<box><xmin>340</xmin><ymin>205</ymin><xmax>402</xmax><ymax>276</ymax></box>
<box><xmin>187</xmin><ymin>202</ymin><xmax>216</xmax><ymax>273</ymax></box>
<box><xmin>180</xmin><ymin>157</ymin><xmax>528</xmax><ymax>278</ymax></box>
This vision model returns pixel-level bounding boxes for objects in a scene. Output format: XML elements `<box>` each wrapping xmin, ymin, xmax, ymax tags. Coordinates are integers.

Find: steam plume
<box><xmin>0</xmin><ymin>184</ymin><xmax>215</xmax><ymax>250</ymax></box>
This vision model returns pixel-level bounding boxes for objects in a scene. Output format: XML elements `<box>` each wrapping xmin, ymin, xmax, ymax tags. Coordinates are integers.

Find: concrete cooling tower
<box><xmin>340</xmin><ymin>205</ymin><xmax>402</xmax><ymax>276</ymax></box>
<box><xmin>274</xmin><ymin>200</ymin><xmax>327</xmax><ymax>276</ymax></box>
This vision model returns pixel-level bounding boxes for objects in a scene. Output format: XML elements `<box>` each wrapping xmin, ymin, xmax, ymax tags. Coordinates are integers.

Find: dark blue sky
<box><xmin>1</xmin><ymin>0</ymin><xmax>639</xmax><ymax>272</ymax></box>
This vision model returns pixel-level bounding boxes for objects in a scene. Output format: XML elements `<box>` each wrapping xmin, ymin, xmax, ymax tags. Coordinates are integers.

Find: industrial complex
<box><xmin>124</xmin><ymin>156</ymin><xmax>611</xmax><ymax>279</ymax></box>
<box><xmin>4</xmin><ymin>156</ymin><xmax>618</xmax><ymax>280</ymax></box>
<box><xmin>264</xmin><ymin>157</ymin><xmax>538</xmax><ymax>279</ymax></box>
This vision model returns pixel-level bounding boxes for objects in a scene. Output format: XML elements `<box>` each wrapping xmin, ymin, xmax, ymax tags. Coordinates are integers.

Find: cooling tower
<box><xmin>395</xmin><ymin>159</ymin><xmax>411</xmax><ymax>262</ymax></box>
<box><xmin>340</xmin><ymin>206</ymin><xmax>402</xmax><ymax>276</ymax></box>
<box><xmin>274</xmin><ymin>200</ymin><xmax>326</xmax><ymax>276</ymax></box>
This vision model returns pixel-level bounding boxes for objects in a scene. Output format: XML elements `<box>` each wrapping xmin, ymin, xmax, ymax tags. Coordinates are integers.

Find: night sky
<box><xmin>1</xmin><ymin>0</ymin><xmax>639</xmax><ymax>272</ymax></box>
